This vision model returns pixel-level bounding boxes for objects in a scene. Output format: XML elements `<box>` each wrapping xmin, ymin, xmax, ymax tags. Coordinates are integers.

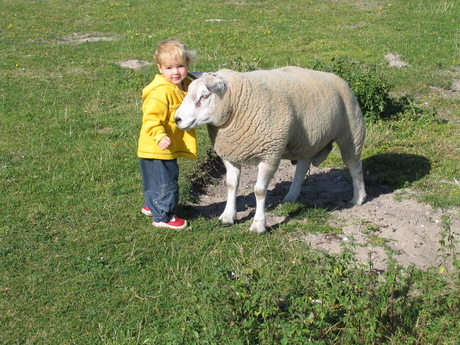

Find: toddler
<box><xmin>137</xmin><ymin>38</ymin><xmax>197</xmax><ymax>229</ymax></box>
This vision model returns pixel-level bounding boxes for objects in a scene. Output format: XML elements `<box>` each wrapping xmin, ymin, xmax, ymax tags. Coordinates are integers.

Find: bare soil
<box><xmin>191</xmin><ymin>160</ymin><xmax>460</xmax><ymax>272</ymax></box>
<box><xmin>60</xmin><ymin>33</ymin><xmax>115</xmax><ymax>44</ymax></box>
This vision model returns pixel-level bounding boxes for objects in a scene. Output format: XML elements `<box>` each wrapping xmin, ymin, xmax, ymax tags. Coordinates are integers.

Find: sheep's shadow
<box><xmin>186</xmin><ymin>153</ymin><xmax>431</xmax><ymax>228</ymax></box>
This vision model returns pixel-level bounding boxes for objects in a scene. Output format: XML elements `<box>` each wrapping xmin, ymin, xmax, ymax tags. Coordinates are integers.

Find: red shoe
<box><xmin>153</xmin><ymin>216</ymin><xmax>188</xmax><ymax>230</ymax></box>
<box><xmin>141</xmin><ymin>206</ymin><xmax>152</xmax><ymax>216</ymax></box>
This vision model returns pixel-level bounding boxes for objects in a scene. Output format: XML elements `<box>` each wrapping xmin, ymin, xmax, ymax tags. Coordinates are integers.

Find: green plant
<box><xmin>311</xmin><ymin>58</ymin><xmax>393</xmax><ymax>121</ymax></box>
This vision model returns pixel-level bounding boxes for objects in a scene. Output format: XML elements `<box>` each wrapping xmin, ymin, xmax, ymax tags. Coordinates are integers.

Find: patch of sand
<box><xmin>117</xmin><ymin>60</ymin><xmax>153</xmax><ymax>69</ymax></box>
<box><xmin>191</xmin><ymin>160</ymin><xmax>460</xmax><ymax>271</ymax></box>
<box><xmin>61</xmin><ymin>33</ymin><xmax>115</xmax><ymax>44</ymax></box>
<box><xmin>385</xmin><ymin>53</ymin><xmax>411</xmax><ymax>68</ymax></box>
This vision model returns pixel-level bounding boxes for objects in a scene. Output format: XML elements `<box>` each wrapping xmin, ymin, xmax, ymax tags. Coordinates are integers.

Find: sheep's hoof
<box><xmin>249</xmin><ymin>221</ymin><xmax>266</xmax><ymax>234</ymax></box>
<box><xmin>351</xmin><ymin>193</ymin><xmax>367</xmax><ymax>206</ymax></box>
<box><xmin>219</xmin><ymin>214</ymin><xmax>234</xmax><ymax>225</ymax></box>
<box><xmin>283</xmin><ymin>195</ymin><xmax>297</xmax><ymax>203</ymax></box>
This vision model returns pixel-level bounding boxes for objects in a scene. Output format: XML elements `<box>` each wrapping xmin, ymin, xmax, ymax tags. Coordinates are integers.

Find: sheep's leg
<box><xmin>347</xmin><ymin>160</ymin><xmax>366</xmax><ymax>205</ymax></box>
<box><xmin>283</xmin><ymin>158</ymin><xmax>310</xmax><ymax>202</ymax></box>
<box><xmin>250</xmin><ymin>161</ymin><xmax>279</xmax><ymax>233</ymax></box>
<box><xmin>219</xmin><ymin>159</ymin><xmax>241</xmax><ymax>225</ymax></box>
<box><xmin>339</xmin><ymin>147</ymin><xmax>367</xmax><ymax>206</ymax></box>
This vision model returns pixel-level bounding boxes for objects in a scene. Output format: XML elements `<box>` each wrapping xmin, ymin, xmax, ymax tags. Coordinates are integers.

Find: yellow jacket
<box><xmin>137</xmin><ymin>74</ymin><xmax>197</xmax><ymax>160</ymax></box>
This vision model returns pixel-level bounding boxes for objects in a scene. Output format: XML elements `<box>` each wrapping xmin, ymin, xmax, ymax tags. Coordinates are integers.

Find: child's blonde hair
<box><xmin>154</xmin><ymin>38</ymin><xmax>196</xmax><ymax>67</ymax></box>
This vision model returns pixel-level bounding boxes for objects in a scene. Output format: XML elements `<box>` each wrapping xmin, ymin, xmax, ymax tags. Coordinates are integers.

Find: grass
<box><xmin>1</xmin><ymin>0</ymin><xmax>460</xmax><ymax>343</ymax></box>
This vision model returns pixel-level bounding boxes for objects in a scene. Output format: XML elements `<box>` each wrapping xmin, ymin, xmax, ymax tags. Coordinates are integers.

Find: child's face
<box><xmin>157</xmin><ymin>59</ymin><xmax>189</xmax><ymax>87</ymax></box>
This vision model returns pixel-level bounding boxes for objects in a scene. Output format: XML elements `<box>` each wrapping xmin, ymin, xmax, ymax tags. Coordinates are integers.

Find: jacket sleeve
<box><xmin>141</xmin><ymin>92</ymin><xmax>169</xmax><ymax>145</ymax></box>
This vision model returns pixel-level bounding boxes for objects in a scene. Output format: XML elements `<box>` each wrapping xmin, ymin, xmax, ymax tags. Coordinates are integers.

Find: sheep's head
<box><xmin>175</xmin><ymin>73</ymin><xmax>229</xmax><ymax>130</ymax></box>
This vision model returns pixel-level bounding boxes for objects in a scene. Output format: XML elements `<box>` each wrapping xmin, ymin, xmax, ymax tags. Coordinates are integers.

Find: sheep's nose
<box><xmin>175</xmin><ymin>116</ymin><xmax>181</xmax><ymax>123</ymax></box>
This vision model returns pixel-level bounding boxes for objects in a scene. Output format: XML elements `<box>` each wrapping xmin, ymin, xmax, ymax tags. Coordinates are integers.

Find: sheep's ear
<box><xmin>206</xmin><ymin>75</ymin><xmax>227</xmax><ymax>94</ymax></box>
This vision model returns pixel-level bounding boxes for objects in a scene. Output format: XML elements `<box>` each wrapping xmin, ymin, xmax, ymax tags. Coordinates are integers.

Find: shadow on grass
<box><xmin>185</xmin><ymin>153</ymin><xmax>431</xmax><ymax>228</ymax></box>
<box><xmin>362</xmin><ymin>152</ymin><xmax>431</xmax><ymax>195</ymax></box>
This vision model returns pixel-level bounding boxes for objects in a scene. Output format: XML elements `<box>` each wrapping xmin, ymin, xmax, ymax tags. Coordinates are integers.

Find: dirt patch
<box><xmin>429</xmin><ymin>79</ymin><xmax>460</xmax><ymax>100</ymax></box>
<box><xmin>60</xmin><ymin>33</ymin><xmax>115</xmax><ymax>44</ymax></box>
<box><xmin>385</xmin><ymin>53</ymin><xmax>411</xmax><ymax>68</ymax></box>
<box><xmin>355</xmin><ymin>1</ymin><xmax>381</xmax><ymax>10</ymax></box>
<box><xmin>191</xmin><ymin>160</ymin><xmax>460</xmax><ymax>271</ymax></box>
<box><xmin>116</xmin><ymin>60</ymin><xmax>153</xmax><ymax>69</ymax></box>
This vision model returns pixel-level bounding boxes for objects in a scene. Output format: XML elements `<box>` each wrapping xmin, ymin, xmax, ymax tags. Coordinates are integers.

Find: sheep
<box><xmin>175</xmin><ymin>66</ymin><xmax>366</xmax><ymax>233</ymax></box>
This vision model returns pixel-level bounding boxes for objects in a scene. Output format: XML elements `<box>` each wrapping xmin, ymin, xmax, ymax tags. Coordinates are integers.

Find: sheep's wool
<box><xmin>175</xmin><ymin>66</ymin><xmax>366</xmax><ymax>233</ymax></box>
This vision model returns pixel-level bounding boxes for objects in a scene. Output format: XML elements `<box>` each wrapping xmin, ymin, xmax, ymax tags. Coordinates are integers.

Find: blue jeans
<box><xmin>140</xmin><ymin>158</ymin><xmax>179</xmax><ymax>223</ymax></box>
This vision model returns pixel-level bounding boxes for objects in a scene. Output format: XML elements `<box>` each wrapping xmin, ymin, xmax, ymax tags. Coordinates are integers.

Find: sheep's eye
<box><xmin>195</xmin><ymin>93</ymin><xmax>210</xmax><ymax>107</ymax></box>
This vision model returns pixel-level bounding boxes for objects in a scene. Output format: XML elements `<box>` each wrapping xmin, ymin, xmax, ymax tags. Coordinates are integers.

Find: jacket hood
<box><xmin>142</xmin><ymin>74</ymin><xmax>172</xmax><ymax>99</ymax></box>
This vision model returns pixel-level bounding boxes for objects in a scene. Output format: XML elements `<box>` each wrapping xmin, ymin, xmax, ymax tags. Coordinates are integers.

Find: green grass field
<box><xmin>1</xmin><ymin>0</ymin><xmax>459</xmax><ymax>343</ymax></box>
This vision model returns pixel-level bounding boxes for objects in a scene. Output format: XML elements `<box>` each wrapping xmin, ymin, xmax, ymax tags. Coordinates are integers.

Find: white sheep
<box><xmin>175</xmin><ymin>66</ymin><xmax>366</xmax><ymax>233</ymax></box>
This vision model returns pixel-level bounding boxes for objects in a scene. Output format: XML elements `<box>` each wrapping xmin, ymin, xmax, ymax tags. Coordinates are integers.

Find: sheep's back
<box><xmin>212</xmin><ymin>67</ymin><xmax>363</xmax><ymax>163</ymax></box>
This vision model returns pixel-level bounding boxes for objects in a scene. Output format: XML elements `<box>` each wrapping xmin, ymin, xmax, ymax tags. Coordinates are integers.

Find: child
<box><xmin>137</xmin><ymin>38</ymin><xmax>197</xmax><ymax>229</ymax></box>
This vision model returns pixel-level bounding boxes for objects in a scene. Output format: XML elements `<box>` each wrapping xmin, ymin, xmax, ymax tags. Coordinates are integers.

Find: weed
<box><xmin>438</xmin><ymin>215</ymin><xmax>460</xmax><ymax>273</ymax></box>
<box><xmin>310</xmin><ymin>57</ymin><xmax>439</xmax><ymax>124</ymax></box>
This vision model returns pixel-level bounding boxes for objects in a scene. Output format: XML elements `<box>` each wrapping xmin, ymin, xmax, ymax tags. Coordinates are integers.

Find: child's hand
<box><xmin>158</xmin><ymin>136</ymin><xmax>171</xmax><ymax>150</ymax></box>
